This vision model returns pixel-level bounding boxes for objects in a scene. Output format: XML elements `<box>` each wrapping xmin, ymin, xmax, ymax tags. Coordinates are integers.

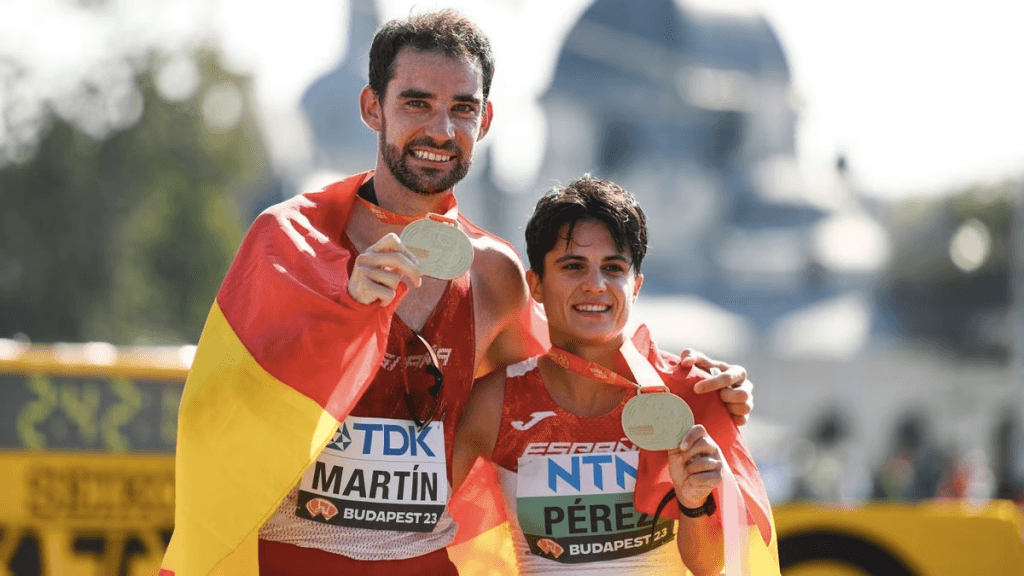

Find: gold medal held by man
<box><xmin>400</xmin><ymin>216</ymin><xmax>474</xmax><ymax>280</ymax></box>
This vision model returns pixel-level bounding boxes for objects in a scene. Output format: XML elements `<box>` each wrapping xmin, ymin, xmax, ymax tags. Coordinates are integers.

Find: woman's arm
<box><xmin>452</xmin><ymin>370</ymin><xmax>506</xmax><ymax>491</ymax></box>
<box><xmin>668</xmin><ymin>425</ymin><xmax>726</xmax><ymax>576</ymax></box>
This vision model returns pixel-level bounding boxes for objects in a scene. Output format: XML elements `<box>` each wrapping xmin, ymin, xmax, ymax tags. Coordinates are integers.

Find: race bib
<box><xmin>295</xmin><ymin>416</ymin><xmax>448</xmax><ymax>533</ymax></box>
<box><xmin>515</xmin><ymin>450</ymin><xmax>674</xmax><ymax>563</ymax></box>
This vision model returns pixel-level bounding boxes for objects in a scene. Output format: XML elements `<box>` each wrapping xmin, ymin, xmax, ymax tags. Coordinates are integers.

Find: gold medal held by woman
<box><xmin>621</xmin><ymin>389</ymin><xmax>695</xmax><ymax>451</ymax></box>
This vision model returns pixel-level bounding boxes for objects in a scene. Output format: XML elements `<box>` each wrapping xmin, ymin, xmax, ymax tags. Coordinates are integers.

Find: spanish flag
<box><xmin>159</xmin><ymin>171</ymin><xmax>541</xmax><ymax>575</ymax></box>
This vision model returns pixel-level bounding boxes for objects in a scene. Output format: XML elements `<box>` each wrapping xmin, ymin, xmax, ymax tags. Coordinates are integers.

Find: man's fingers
<box><xmin>355</xmin><ymin>251</ymin><xmax>421</xmax><ymax>282</ymax></box>
<box><xmin>679</xmin><ymin>348</ymin><xmax>717</xmax><ymax>370</ymax></box>
<box><xmin>678</xmin><ymin>348</ymin><xmax>697</xmax><ymax>369</ymax></box>
<box><xmin>360</xmin><ymin>267</ymin><xmax>407</xmax><ymax>291</ymax></box>
<box><xmin>352</xmin><ymin>239</ymin><xmax>423</xmax><ymax>290</ymax></box>
<box><xmin>353</xmin><ymin>281</ymin><xmax>402</xmax><ymax>307</ymax></box>
<box><xmin>693</xmin><ymin>365</ymin><xmax>748</xmax><ymax>394</ymax></box>
<box><xmin>349</xmin><ymin>267</ymin><xmax>402</xmax><ymax>305</ymax></box>
<box><xmin>682</xmin><ymin>349</ymin><xmax>730</xmax><ymax>371</ymax></box>
<box><xmin>719</xmin><ymin>383</ymin><xmax>753</xmax><ymax>414</ymax></box>
<box><xmin>348</xmin><ymin>235</ymin><xmax>424</xmax><ymax>304</ymax></box>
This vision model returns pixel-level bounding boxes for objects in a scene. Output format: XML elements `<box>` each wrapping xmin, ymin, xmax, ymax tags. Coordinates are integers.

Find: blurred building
<box><xmin>516</xmin><ymin>0</ymin><xmax>809</xmax><ymax>308</ymax></box>
<box><xmin>495</xmin><ymin>0</ymin><xmax>892</xmax><ymax>369</ymax></box>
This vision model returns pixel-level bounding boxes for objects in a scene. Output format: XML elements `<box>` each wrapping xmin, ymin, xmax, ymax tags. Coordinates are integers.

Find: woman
<box><xmin>453</xmin><ymin>176</ymin><xmax>773</xmax><ymax>575</ymax></box>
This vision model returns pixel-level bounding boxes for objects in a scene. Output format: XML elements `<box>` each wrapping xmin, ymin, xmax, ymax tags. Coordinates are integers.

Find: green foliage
<box><xmin>878</xmin><ymin>179</ymin><xmax>1017</xmax><ymax>360</ymax></box>
<box><xmin>0</xmin><ymin>52</ymin><xmax>268</xmax><ymax>345</ymax></box>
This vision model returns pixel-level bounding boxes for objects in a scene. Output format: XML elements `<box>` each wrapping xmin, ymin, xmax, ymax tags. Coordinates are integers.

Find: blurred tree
<box><xmin>0</xmin><ymin>51</ymin><xmax>269</xmax><ymax>345</ymax></box>
<box><xmin>877</xmin><ymin>180</ymin><xmax>1015</xmax><ymax>361</ymax></box>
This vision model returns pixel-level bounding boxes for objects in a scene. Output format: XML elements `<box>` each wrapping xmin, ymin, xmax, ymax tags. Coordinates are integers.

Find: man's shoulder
<box><xmin>460</xmin><ymin>215</ymin><xmax>521</xmax><ymax>262</ymax></box>
<box><xmin>460</xmin><ymin>215</ymin><xmax>526</xmax><ymax>283</ymax></box>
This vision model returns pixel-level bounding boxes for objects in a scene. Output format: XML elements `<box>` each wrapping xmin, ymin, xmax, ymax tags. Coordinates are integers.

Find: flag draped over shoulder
<box><xmin>160</xmin><ymin>171</ymin><xmax>408</xmax><ymax>575</ymax></box>
<box><xmin>632</xmin><ymin>325</ymin><xmax>781</xmax><ymax>574</ymax></box>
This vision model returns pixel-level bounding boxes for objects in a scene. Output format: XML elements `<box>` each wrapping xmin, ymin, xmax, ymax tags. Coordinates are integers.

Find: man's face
<box><xmin>373</xmin><ymin>48</ymin><xmax>491</xmax><ymax>195</ymax></box>
<box><xmin>527</xmin><ymin>220</ymin><xmax>643</xmax><ymax>349</ymax></box>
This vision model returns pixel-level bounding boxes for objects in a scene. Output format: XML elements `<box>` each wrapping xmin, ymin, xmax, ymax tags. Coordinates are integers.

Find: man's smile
<box><xmin>411</xmin><ymin>149</ymin><xmax>455</xmax><ymax>162</ymax></box>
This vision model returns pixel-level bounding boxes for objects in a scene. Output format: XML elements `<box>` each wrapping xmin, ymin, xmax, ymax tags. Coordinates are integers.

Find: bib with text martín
<box><xmin>296</xmin><ymin>415</ymin><xmax>448</xmax><ymax>533</ymax></box>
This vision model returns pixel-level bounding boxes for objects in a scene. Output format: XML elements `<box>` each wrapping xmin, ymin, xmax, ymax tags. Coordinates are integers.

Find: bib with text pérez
<box><xmin>295</xmin><ymin>415</ymin><xmax>448</xmax><ymax>533</ymax></box>
<box><xmin>515</xmin><ymin>448</ymin><xmax>676</xmax><ymax>563</ymax></box>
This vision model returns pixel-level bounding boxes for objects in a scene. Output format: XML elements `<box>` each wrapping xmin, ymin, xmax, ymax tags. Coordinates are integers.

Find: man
<box><xmin>159</xmin><ymin>10</ymin><xmax>753</xmax><ymax>576</ymax></box>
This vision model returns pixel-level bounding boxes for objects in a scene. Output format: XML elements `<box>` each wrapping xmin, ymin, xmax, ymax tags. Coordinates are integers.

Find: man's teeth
<box><xmin>413</xmin><ymin>150</ymin><xmax>453</xmax><ymax>162</ymax></box>
<box><xmin>574</xmin><ymin>304</ymin><xmax>610</xmax><ymax>312</ymax></box>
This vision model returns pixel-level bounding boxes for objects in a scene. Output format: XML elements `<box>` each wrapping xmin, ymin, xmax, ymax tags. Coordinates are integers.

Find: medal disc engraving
<box><xmin>621</xmin><ymin>392</ymin><xmax>694</xmax><ymax>451</ymax></box>
<box><xmin>400</xmin><ymin>218</ymin><xmax>474</xmax><ymax>280</ymax></box>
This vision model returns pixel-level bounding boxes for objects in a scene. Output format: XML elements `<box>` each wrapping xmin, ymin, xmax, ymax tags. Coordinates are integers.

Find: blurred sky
<box><xmin>3</xmin><ymin>0</ymin><xmax>1023</xmax><ymax>199</ymax></box>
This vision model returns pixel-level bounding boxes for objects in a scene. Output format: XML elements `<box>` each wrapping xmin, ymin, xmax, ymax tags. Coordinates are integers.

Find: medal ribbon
<box><xmin>545</xmin><ymin>338</ymin><xmax>668</xmax><ymax>394</ymax></box>
<box><xmin>357</xmin><ymin>193</ymin><xmax>459</xmax><ymax>227</ymax></box>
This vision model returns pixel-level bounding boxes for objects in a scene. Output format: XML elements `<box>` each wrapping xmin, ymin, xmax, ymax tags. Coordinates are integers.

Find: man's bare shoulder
<box><xmin>462</xmin><ymin>222</ymin><xmax>528</xmax><ymax>308</ymax></box>
<box><xmin>472</xmin><ymin>236</ymin><xmax>525</xmax><ymax>280</ymax></box>
<box><xmin>463</xmin><ymin>224</ymin><xmax>523</xmax><ymax>268</ymax></box>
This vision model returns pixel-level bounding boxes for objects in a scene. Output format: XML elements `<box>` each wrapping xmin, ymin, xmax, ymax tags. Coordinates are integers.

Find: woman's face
<box><xmin>528</xmin><ymin>219</ymin><xmax>643</xmax><ymax>350</ymax></box>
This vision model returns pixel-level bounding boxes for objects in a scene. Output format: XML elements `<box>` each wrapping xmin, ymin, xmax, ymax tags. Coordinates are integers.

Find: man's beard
<box><xmin>379</xmin><ymin>117</ymin><xmax>472</xmax><ymax>195</ymax></box>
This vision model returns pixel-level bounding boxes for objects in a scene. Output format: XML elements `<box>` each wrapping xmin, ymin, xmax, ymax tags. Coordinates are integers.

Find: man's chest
<box><xmin>395</xmin><ymin>277</ymin><xmax>448</xmax><ymax>332</ymax></box>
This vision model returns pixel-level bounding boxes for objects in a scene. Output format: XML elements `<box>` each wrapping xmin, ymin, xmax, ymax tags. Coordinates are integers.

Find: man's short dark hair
<box><xmin>368</xmin><ymin>10</ymin><xmax>495</xmax><ymax>101</ymax></box>
<box><xmin>525</xmin><ymin>175</ymin><xmax>648</xmax><ymax>277</ymax></box>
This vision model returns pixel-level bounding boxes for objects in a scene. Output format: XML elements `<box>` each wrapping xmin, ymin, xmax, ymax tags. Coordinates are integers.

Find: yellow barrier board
<box><xmin>0</xmin><ymin>344</ymin><xmax>184</xmax><ymax>575</ymax></box>
<box><xmin>775</xmin><ymin>501</ymin><xmax>1024</xmax><ymax>575</ymax></box>
<box><xmin>0</xmin><ymin>452</ymin><xmax>174</xmax><ymax>576</ymax></box>
<box><xmin>0</xmin><ymin>344</ymin><xmax>187</xmax><ymax>453</ymax></box>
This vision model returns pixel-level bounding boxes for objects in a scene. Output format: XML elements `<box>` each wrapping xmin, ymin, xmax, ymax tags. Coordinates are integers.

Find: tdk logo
<box><xmin>353</xmin><ymin>422</ymin><xmax>435</xmax><ymax>457</ymax></box>
<box><xmin>335</xmin><ymin>416</ymin><xmax>444</xmax><ymax>460</ymax></box>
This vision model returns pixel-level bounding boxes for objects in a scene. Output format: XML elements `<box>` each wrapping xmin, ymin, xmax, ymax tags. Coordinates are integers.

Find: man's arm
<box><xmin>452</xmin><ymin>371</ymin><xmax>505</xmax><ymax>491</ymax></box>
<box><xmin>472</xmin><ymin>242</ymin><xmax>547</xmax><ymax>378</ymax></box>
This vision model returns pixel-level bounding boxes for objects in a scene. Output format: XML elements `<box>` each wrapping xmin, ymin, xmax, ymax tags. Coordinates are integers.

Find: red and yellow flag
<box><xmin>160</xmin><ymin>171</ymin><xmax>395</xmax><ymax>575</ymax></box>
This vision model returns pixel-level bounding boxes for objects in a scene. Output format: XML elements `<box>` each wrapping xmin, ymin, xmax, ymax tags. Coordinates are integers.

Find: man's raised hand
<box><xmin>348</xmin><ymin>233</ymin><xmax>423</xmax><ymax>306</ymax></box>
